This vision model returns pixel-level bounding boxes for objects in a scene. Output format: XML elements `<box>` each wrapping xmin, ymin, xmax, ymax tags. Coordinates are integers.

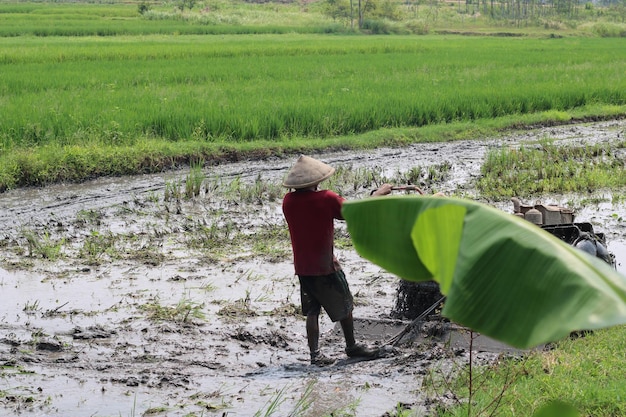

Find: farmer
<box><xmin>282</xmin><ymin>155</ymin><xmax>392</xmax><ymax>365</ymax></box>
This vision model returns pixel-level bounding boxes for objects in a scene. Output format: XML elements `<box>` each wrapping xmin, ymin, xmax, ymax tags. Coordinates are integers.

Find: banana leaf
<box><xmin>342</xmin><ymin>195</ymin><xmax>626</xmax><ymax>349</ymax></box>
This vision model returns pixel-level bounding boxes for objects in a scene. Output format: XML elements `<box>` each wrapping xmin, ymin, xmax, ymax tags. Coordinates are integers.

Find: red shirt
<box><xmin>282</xmin><ymin>189</ymin><xmax>345</xmax><ymax>276</ymax></box>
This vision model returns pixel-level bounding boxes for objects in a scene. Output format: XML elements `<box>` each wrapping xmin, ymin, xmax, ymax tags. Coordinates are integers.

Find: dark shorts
<box><xmin>298</xmin><ymin>270</ymin><xmax>354</xmax><ymax>322</ymax></box>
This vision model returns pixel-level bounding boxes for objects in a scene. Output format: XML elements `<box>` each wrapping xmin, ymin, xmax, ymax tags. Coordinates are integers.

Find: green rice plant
<box><xmin>387</xmin><ymin>162</ymin><xmax>452</xmax><ymax>191</ymax></box>
<box><xmin>217</xmin><ymin>291</ymin><xmax>255</xmax><ymax>318</ymax></box>
<box><xmin>239</xmin><ymin>174</ymin><xmax>284</xmax><ymax>203</ymax></box>
<box><xmin>1</xmin><ymin>32</ymin><xmax>626</xmax><ymax>190</ymax></box>
<box><xmin>0</xmin><ymin>2</ymin><xmax>331</xmax><ymax>38</ymax></box>
<box><xmin>127</xmin><ymin>244</ymin><xmax>165</xmax><ymax>266</ymax></box>
<box><xmin>21</xmin><ymin>229</ymin><xmax>64</xmax><ymax>260</ymax></box>
<box><xmin>146</xmin><ymin>191</ymin><xmax>160</xmax><ymax>204</ymax></box>
<box><xmin>23</xmin><ymin>299</ymin><xmax>41</xmax><ymax>313</ymax></box>
<box><xmin>321</xmin><ymin>399</ymin><xmax>360</xmax><ymax>417</ymax></box>
<box><xmin>75</xmin><ymin>209</ymin><xmax>104</xmax><ymax>226</ymax></box>
<box><xmin>478</xmin><ymin>140</ymin><xmax>626</xmax><ymax>200</ymax></box>
<box><xmin>426</xmin><ymin>162</ymin><xmax>452</xmax><ymax>184</ymax></box>
<box><xmin>139</xmin><ymin>296</ymin><xmax>206</xmax><ymax>323</ymax></box>
<box><xmin>245</xmin><ymin>223</ymin><xmax>291</xmax><ymax>261</ymax></box>
<box><xmin>221</xmin><ymin>220</ymin><xmax>237</xmax><ymax>240</ymax></box>
<box><xmin>251</xmin><ymin>239</ymin><xmax>290</xmax><ymax>263</ymax></box>
<box><xmin>2</xmin><ymin>35</ymin><xmax>625</xmax><ymax>149</ymax></box>
<box><xmin>79</xmin><ymin>230</ymin><xmax>118</xmax><ymax>266</ymax></box>
<box><xmin>186</xmin><ymin>222</ymin><xmax>219</xmax><ymax>249</ymax></box>
<box><xmin>186</xmin><ymin>218</ymin><xmax>240</xmax><ymax>251</ymax></box>
<box><xmin>220</xmin><ymin>176</ymin><xmax>243</xmax><ymax>203</ymax></box>
<box><xmin>268</xmin><ymin>302</ymin><xmax>300</xmax><ymax>317</ymax></box>
<box><xmin>401</xmin><ymin>166</ymin><xmax>424</xmax><ymax>185</ymax></box>
<box><xmin>185</xmin><ymin>162</ymin><xmax>205</xmax><ymax>199</ymax></box>
<box><xmin>164</xmin><ymin>178</ymin><xmax>183</xmax><ymax>202</ymax></box>
<box><xmin>0</xmin><ymin>1</ymin><xmax>625</xmax><ymax>193</ymax></box>
<box><xmin>254</xmin><ymin>381</ymin><xmax>314</xmax><ymax>417</ymax></box>
<box><xmin>326</xmin><ymin>165</ymin><xmax>391</xmax><ymax>195</ymax></box>
<box><xmin>213</xmin><ymin>172</ymin><xmax>310</xmax><ymax>204</ymax></box>
<box><xmin>142</xmin><ymin>406</ymin><xmax>168</xmax><ymax>415</ymax></box>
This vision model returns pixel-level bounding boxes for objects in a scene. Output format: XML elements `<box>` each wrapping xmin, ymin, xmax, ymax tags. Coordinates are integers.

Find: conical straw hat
<box><xmin>282</xmin><ymin>155</ymin><xmax>335</xmax><ymax>189</ymax></box>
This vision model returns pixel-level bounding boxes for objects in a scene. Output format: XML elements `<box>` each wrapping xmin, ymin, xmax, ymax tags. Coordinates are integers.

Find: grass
<box><xmin>437</xmin><ymin>326</ymin><xmax>626</xmax><ymax>416</ymax></box>
<box><xmin>478</xmin><ymin>138</ymin><xmax>626</xmax><ymax>200</ymax></box>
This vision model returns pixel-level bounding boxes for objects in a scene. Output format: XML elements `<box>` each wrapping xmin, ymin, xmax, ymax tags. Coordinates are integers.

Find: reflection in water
<box><xmin>609</xmin><ymin>241</ymin><xmax>626</xmax><ymax>275</ymax></box>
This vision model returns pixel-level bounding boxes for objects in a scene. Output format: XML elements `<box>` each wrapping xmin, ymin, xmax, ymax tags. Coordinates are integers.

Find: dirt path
<box><xmin>1</xmin><ymin>120</ymin><xmax>626</xmax><ymax>417</ymax></box>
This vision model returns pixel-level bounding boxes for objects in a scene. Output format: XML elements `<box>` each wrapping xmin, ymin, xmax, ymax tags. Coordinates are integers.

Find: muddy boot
<box><xmin>310</xmin><ymin>350</ymin><xmax>335</xmax><ymax>366</ymax></box>
<box><xmin>345</xmin><ymin>343</ymin><xmax>379</xmax><ymax>359</ymax></box>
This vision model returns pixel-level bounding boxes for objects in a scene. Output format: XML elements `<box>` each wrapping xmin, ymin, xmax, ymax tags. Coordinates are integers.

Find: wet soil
<box><xmin>1</xmin><ymin>120</ymin><xmax>626</xmax><ymax>417</ymax></box>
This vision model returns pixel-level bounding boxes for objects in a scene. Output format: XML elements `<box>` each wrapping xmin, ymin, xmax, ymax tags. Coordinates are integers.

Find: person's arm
<box><xmin>370</xmin><ymin>183</ymin><xmax>393</xmax><ymax>196</ymax></box>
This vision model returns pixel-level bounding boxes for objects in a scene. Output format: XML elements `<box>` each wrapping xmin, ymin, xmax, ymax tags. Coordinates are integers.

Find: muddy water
<box><xmin>1</xmin><ymin>120</ymin><xmax>626</xmax><ymax>417</ymax></box>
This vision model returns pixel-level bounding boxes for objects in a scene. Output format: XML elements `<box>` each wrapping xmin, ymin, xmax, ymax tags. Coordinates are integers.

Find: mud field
<box><xmin>1</xmin><ymin>120</ymin><xmax>626</xmax><ymax>417</ymax></box>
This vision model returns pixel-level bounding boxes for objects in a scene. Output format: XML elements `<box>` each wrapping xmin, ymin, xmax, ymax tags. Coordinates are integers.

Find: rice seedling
<box><xmin>23</xmin><ymin>300</ymin><xmax>41</xmax><ymax>313</ymax></box>
<box><xmin>185</xmin><ymin>218</ymin><xmax>241</xmax><ymax>252</ymax></box>
<box><xmin>247</xmin><ymin>223</ymin><xmax>291</xmax><ymax>261</ymax></box>
<box><xmin>79</xmin><ymin>230</ymin><xmax>119</xmax><ymax>266</ymax></box>
<box><xmin>164</xmin><ymin>179</ymin><xmax>183</xmax><ymax>202</ymax></box>
<box><xmin>239</xmin><ymin>174</ymin><xmax>284</xmax><ymax>204</ymax></box>
<box><xmin>268</xmin><ymin>302</ymin><xmax>300</xmax><ymax>317</ymax></box>
<box><xmin>121</xmin><ymin>235</ymin><xmax>165</xmax><ymax>266</ymax></box>
<box><xmin>254</xmin><ymin>381</ymin><xmax>314</xmax><ymax>417</ymax></box>
<box><xmin>185</xmin><ymin>162</ymin><xmax>205</xmax><ymax>199</ymax></box>
<box><xmin>142</xmin><ymin>406</ymin><xmax>169</xmax><ymax>415</ymax></box>
<box><xmin>326</xmin><ymin>165</ymin><xmax>391</xmax><ymax>195</ymax></box>
<box><xmin>217</xmin><ymin>290</ymin><xmax>257</xmax><ymax>319</ymax></box>
<box><xmin>21</xmin><ymin>229</ymin><xmax>64</xmax><ymax>260</ymax></box>
<box><xmin>426</xmin><ymin>162</ymin><xmax>452</xmax><ymax>184</ymax></box>
<box><xmin>146</xmin><ymin>191</ymin><xmax>160</xmax><ymax>204</ymax></box>
<box><xmin>76</xmin><ymin>209</ymin><xmax>104</xmax><ymax>226</ymax></box>
<box><xmin>478</xmin><ymin>141</ymin><xmax>626</xmax><ymax>200</ymax></box>
<box><xmin>401</xmin><ymin>166</ymin><xmax>424</xmax><ymax>185</ymax></box>
<box><xmin>139</xmin><ymin>296</ymin><xmax>206</xmax><ymax>323</ymax></box>
<box><xmin>200</xmin><ymin>281</ymin><xmax>217</xmax><ymax>292</ymax></box>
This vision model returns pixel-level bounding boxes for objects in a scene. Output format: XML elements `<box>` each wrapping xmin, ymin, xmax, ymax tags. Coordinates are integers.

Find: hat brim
<box><xmin>282</xmin><ymin>168</ymin><xmax>335</xmax><ymax>189</ymax></box>
<box><xmin>282</xmin><ymin>155</ymin><xmax>335</xmax><ymax>189</ymax></box>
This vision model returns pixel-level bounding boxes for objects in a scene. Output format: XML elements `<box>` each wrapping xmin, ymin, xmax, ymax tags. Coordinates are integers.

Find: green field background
<box><xmin>3</xmin><ymin>35</ymin><xmax>625</xmax><ymax>150</ymax></box>
<box><xmin>1</xmin><ymin>1</ymin><xmax>626</xmax><ymax>190</ymax></box>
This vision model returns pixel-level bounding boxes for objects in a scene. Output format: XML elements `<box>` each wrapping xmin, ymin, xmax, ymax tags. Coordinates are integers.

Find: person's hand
<box><xmin>371</xmin><ymin>183</ymin><xmax>393</xmax><ymax>196</ymax></box>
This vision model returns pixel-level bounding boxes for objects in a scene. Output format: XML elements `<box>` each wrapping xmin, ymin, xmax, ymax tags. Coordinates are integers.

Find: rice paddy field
<box><xmin>0</xmin><ymin>3</ymin><xmax>626</xmax><ymax>190</ymax></box>
<box><xmin>2</xmin><ymin>2</ymin><xmax>626</xmax><ymax>416</ymax></box>
<box><xmin>2</xmin><ymin>35</ymin><xmax>622</xmax><ymax>144</ymax></box>
<box><xmin>0</xmin><ymin>1</ymin><xmax>625</xmax><ymax>191</ymax></box>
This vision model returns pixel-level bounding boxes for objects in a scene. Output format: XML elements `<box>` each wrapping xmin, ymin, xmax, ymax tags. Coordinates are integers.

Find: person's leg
<box><xmin>339</xmin><ymin>311</ymin><xmax>356</xmax><ymax>349</ymax></box>
<box><xmin>306</xmin><ymin>312</ymin><xmax>320</xmax><ymax>354</ymax></box>
<box><xmin>299</xmin><ymin>278</ymin><xmax>334</xmax><ymax>365</ymax></box>
<box><xmin>340</xmin><ymin>311</ymin><xmax>378</xmax><ymax>358</ymax></box>
<box><xmin>306</xmin><ymin>312</ymin><xmax>335</xmax><ymax>365</ymax></box>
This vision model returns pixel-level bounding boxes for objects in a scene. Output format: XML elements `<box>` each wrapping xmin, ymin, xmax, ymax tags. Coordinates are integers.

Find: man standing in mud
<box><xmin>282</xmin><ymin>155</ymin><xmax>392</xmax><ymax>366</ymax></box>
